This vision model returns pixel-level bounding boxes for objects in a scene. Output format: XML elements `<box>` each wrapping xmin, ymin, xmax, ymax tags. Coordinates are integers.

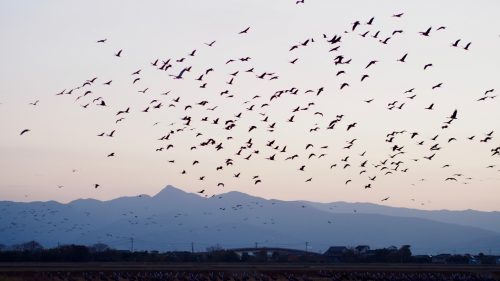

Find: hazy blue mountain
<box><xmin>303</xmin><ymin>201</ymin><xmax>500</xmax><ymax>233</ymax></box>
<box><xmin>0</xmin><ymin>185</ymin><xmax>499</xmax><ymax>255</ymax></box>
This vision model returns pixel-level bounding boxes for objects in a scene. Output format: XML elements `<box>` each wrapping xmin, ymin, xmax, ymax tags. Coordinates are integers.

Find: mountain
<box><xmin>0</xmin><ymin>185</ymin><xmax>499</xmax><ymax>254</ymax></box>
<box><xmin>303</xmin><ymin>201</ymin><xmax>500</xmax><ymax>233</ymax></box>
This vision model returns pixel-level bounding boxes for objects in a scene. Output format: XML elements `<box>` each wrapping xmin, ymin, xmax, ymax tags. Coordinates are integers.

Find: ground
<box><xmin>0</xmin><ymin>263</ymin><xmax>499</xmax><ymax>281</ymax></box>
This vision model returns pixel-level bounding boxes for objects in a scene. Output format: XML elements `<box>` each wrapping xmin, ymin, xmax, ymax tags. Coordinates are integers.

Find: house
<box><xmin>413</xmin><ymin>255</ymin><xmax>431</xmax><ymax>263</ymax></box>
<box><xmin>324</xmin><ymin>246</ymin><xmax>348</xmax><ymax>256</ymax></box>
<box><xmin>230</xmin><ymin>247</ymin><xmax>323</xmax><ymax>262</ymax></box>
<box><xmin>385</xmin><ymin>245</ymin><xmax>398</xmax><ymax>251</ymax></box>
<box><xmin>231</xmin><ymin>247</ymin><xmax>307</xmax><ymax>259</ymax></box>
<box><xmin>431</xmin><ymin>254</ymin><xmax>451</xmax><ymax>264</ymax></box>
<box><xmin>468</xmin><ymin>256</ymin><xmax>480</xmax><ymax>265</ymax></box>
<box><xmin>355</xmin><ymin>245</ymin><xmax>370</xmax><ymax>254</ymax></box>
<box><xmin>324</xmin><ymin>246</ymin><xmax>349</xmax><ymax>262</ymax></box>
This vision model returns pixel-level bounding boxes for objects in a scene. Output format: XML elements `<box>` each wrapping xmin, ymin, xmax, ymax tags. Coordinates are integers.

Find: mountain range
<box><xmin>0</xmin><ymin>185</ymin><xmax>499</xmax><ymax>255</ymax></box>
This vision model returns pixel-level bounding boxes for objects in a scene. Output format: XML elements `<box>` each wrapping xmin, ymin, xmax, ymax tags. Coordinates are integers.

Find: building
<box><xmin>355</xmin><ymin>245</ymin><xmax>370</xmax><ymax>254</ymax></box>
<box><xmin>324</xmin><ymin>246</ymin><xmax>349</xmax><ymax>262</ymax></box>
<box><xmin>431</xmin><ymin>254</ymin><xmax>451</xmax><ymax>264</ymax></box>
<box><xmin>324</xmin><ymin>246</ymin><xmax>349</xmax><ymax>256</ymax></box>
<box><xmin>230</xmin><ymin>247</ymin><xmax>323</xmax><ymax>261</ymax></box>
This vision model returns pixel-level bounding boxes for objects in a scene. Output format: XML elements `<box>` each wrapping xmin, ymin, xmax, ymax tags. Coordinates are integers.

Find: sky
<box><xmin>0</xmin><ymin>0</ymin><xmax>499</xmax><ymax>211</ymax></box>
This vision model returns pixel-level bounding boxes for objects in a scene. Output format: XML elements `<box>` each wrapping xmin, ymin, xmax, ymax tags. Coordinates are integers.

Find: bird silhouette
<box><xmin>239</xmin><ymin>27</ymin><xmax>250</xmax><ymax>34</ymax></box>
<box><xmin>419</xmin><ymin>27</ymin><xmax>431</xmax><ymax>36</ymax></box>
<box><xmin>397</xmin><ymin>53</ymin><xmax>408</xmax><ymax>62</ymax></box>
<box><xmin>449</xmin><ymin>109</ymin><xmax>458</xmax><ymax>120</ymax></box>
<box><xmin>432</xmin><ymin>83</ymin><xmax>443</xmax><ymax>89</ymax></box>
<box><xmin>340</xmin><ymin>83</ymin><xmax>349</xmax><ymax>90</ymax></box>
<box><xmin>365</xmin><ymin>60</ymin><xmax>378</xmax><ymax>68</ymax></box>
<box><xmin>205</xmin><ymin>40</ymin><xmax>216</xmax><ymax>47</ymax></box>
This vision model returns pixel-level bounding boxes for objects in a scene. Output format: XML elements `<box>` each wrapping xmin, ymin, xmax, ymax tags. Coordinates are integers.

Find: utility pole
<box><xmin>305</xmin><ymin>242</ymin><xmax>309</xmax><ymax>253</ymax></box>
<box><xmin>255</xmin><ymin>242</ymin><xmax>258</xmax><ymax>249</ymax></box>
<box><xmin>191</xmin><ymin>242</ymin><xmax>194</xmax><ymax>253</ymax></box>
<box><xmin>130</xmin><ymin>237</ymin><xmax>134</xmax><ymax>252</ymax></box>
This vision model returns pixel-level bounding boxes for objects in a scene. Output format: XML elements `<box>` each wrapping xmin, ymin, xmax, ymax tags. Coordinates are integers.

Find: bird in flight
<box><xmin>397</xmin><ymin>53</ymin><xmax>408</xmax><ymax>62</ymax></box>
<box><xmin>239</xmin><ymin>27</ymin><xmax>250</xmax><ymax>34</ymax></box>
<box><xmin>205</xmin><ymin>40</ymin><xmax>216</xmax><ymax>47</ymax></box>
<box><xmin>419</xmin><ymin>27</ymin><xmax>432</xmax><ymax>36</ymax></box>
<box><xmin>365</xmin><ymin>60</ymin><xmax>378</xmax><ymax>69</ymax></box>
<box><xmin>448</xmin><ymin>109</ymin><xmax>458</xmax><ymax>120</ymax></box>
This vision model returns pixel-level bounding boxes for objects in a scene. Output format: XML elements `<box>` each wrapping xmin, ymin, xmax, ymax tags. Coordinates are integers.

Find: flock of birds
<box><xmin>14</xmin><ymin>9</ymin><xmax>500</xmax><ymax>206</ymax></box>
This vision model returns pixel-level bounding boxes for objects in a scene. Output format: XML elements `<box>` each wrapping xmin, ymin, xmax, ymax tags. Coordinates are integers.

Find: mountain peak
<box><xmin>217</xmin><ymin>190</ymin><xmax>264</xmax><ymax>202</ymax></box>
<box><xmin>153</xmin><ymin>185</ymin><xmax>200</xmax><ymax>200</ymax></box>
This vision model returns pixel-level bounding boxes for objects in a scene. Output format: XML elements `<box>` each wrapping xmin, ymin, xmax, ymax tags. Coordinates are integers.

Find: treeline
<box><xmin>0</xmin><ymin>241</ymin><xmax>497</xmax><ymax>264</ymax></box>
<box><xmin>0</xmin><ymin>241</ymin><xmax>197</xmax><ymax>262</ymax></box>
<box><xmin>0</xmin><ymin>241</ymin><xmax>264</xmax><ymax>262</ymax></box>
<box><xmin>337</xmin><ymin>245</ymin><xmax>413</xmax><ymax>263</ymax></box>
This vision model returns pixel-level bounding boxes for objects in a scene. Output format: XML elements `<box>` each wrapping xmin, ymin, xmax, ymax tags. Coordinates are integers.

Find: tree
<box><xmin>255</xmin><ymin>249</ymin><xmax>268</xmax><ymax>262</ymax></box>
<box><xmin>447</xmin><ymin>254</ymin><xmax>470</xmax><ymax>264</ymax></box>
<box><xmin>477</xmin><ymin>253</ymin><xmax>496</xmax><ymax>265</ymax></box>
<box><xmin>12</xmin><ymin>241</ymin><xmax>43</xmax><ymax>251</ymax></box>
<box><xmin>398</xmin><ymin>245</ymin><xmax>412</xmax><ymax>262</ymax></box>
<box><xmin>241</xmin><ymin>252</ymin><xmax>251</xmax><ymax>262</ymax></box>
<box><xmin>89</xmin><ymin>243</ymin><xmax>110</xmax><ymax>253</ymax></box>
<box><xmin>206</xmin><ymin>244</ymin><xmax>223</xmax><ymax>252</ymax></box>
<box><xmin>56</xmin><ymin>245</ymin><xmax>90</xmax><ymax>262</ymax></box>
<box><xmin>341</xmin><ymin>248</ymin><xmax>358</xmax><ymax>262</ymax></box>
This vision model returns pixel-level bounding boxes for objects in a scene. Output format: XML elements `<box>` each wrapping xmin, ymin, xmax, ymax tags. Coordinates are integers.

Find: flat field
<box><xmin>0</xmin><ymin>263</ymin><xmax>499</xmax><ymax>281</ymax></box>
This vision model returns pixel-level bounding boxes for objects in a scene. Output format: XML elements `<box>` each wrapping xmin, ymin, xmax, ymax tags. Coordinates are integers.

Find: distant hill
<box><xmin>0</xmin><ymin>185</ymin><xmax>499</xmax><ymax>254</ymax></box>
<box><xmin>303</xmin><ymin>201</ymin><xmax>500</xmax><ymax>233</ymax></box>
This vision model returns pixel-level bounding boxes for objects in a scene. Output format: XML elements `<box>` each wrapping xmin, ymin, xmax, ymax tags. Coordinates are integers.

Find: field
<box><xmin>0</xmin><ymin>263</ymin><xmax>499</xmax><ymax>281</ymax></box>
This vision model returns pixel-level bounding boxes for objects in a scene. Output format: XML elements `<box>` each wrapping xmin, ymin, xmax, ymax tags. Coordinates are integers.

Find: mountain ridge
<box><xmin>1</xmin><ymin>185</ymin><xmax>499</xmax><ymax>254</ymax></box>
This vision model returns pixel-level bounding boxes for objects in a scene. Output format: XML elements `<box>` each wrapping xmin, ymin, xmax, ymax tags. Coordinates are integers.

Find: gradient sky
<box><xmin>1</xmin><ymin>0</ymin><xmax>499</xmax><ymax>211</ymax></box>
